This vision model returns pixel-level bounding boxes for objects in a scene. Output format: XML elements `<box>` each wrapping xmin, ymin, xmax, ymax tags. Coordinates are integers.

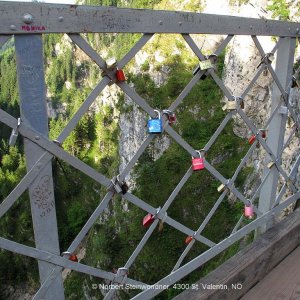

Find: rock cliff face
<box><xmin>113</xmin><ymin>0</ymin><xmax>300</xmax><ymax>203</ymax></box>
<box><xmin>221</xmin><ymin>0</ymin><xmax>300</xmax><ymax>197</ymax></box>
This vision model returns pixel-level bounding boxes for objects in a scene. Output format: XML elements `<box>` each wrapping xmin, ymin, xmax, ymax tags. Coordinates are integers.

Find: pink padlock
<box><xmin>192</xmin><ymin>151</ymin><xmax>205</xmax><ymax>171</ymax></box>
<box><xmin>244</xmin><ymin>201</ymin><xmax>254</xmax><ymax>219</ymax></box>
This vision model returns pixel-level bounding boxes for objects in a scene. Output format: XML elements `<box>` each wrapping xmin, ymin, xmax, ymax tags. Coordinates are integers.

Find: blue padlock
<box><xmin>148</xmin><ymin>110</ymin><xmax>162</xmax><ymax>133</ymax></box>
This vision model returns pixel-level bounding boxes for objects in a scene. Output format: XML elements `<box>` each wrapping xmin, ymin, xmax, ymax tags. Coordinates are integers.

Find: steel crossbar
<box><xmin>0</xmin><ymin>2</ymin><xmax>300</xmax><ymax>300</ymax></box>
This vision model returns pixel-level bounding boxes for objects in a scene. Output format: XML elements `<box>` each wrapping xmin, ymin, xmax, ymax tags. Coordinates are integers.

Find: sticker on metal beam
<box><xmin>278</xmin><ymin>106</ymin><xmax>288</xmax><ymax>115</ymax></box>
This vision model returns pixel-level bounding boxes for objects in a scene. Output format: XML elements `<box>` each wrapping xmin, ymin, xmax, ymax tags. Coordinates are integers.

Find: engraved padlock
<box><xmin>244</xmin><ymin>201</ymin><xmax>254</xmax><ymax>219</ymax></box>
<box><xmin>147</xmin><ymin>110</ymin><xmax>162</xmax><ymax>133</ymax></box>
<box><xmin>192</xmin><ymin>151</ymin><xmax>205</xmax><ymax>171</ymax></box>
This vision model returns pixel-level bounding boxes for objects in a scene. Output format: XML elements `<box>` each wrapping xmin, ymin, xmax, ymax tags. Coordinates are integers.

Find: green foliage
<box><xmin>267</xmin><ymin>0</ymin><xmax>290</xmax><ymax>20</ymax></box>
<box><xmin>0</xmin><ymin>147</ymin><xmax>37</xmax><ymax>288</ymax></box>
<box><xmin>0</xmin><ymin>1</ymin><xmax>255</xmax><ymax>297</ymax></box>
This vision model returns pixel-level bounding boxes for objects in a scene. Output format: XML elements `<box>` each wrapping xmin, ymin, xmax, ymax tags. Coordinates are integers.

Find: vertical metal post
<box><xmin>15</xmin><ymin>35</ymin><xmax>65</xmax><ymax>300</ymax></box>
<box><xmin>258</xmin><ymin>37</ymin><xmax>296</xmax><ymax>234</ymax></box>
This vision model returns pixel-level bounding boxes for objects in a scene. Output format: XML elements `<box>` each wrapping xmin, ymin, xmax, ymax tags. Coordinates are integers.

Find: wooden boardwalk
<box><xmin>242</xmin><ymin>246</ymin><xmax>300</xmax><ymax>300</ymax></box>
<box><xmin>174</xmin><ymin>208</ymin><xmax>300</xmax><ymax>300</ymax></box>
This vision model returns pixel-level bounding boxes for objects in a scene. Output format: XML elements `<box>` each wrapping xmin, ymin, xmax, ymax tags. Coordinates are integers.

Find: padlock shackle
<box><xmin>162</xmin><ymin>109</ymin><xmax>174</xmax><ymax>116</ymax></box>
<box><xmin>245</xmin><ymin>200</ymin><xmax>252</xmax><ymax>207</ymax></box>
<box><xmin>192</xmin><ymin>150</ymin><xmax>203</xmax><ymax>159</ymax></box>
<box><xmin>154</xmin><ymin>109</ymin><xmax>161</xmax><ymax>119</ymax></box>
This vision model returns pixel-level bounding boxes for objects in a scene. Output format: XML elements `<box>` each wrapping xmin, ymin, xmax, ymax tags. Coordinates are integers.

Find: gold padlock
<box><xmin>222</xmin><ymin>101</ymin><xmax>238</xmax><ymax>111</ymax></box>
<box><xmin>222</xmin><ymin>104</ymin><xmax>228</xmax><ymax>111</ymax></box>
<box><xmin>217</xmin><ymin>183</ymin><xmax>226</xmax><ymax>193</ymax></box>
<box><xmin>267</xmin><ymin>161</ymin><xmax>275</xmax><ymax>169</ymax></box>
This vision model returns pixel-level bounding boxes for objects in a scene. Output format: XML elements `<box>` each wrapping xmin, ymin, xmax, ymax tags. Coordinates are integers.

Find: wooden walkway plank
<box><xmin>174</xmin><ymin>208</ymin><xmax>300</xmax><ymax>300</ymax></box>
<box><xmin>242</xmin><ymin>246</ymin><xmax>300</xmax><ymax>300</ymax></box>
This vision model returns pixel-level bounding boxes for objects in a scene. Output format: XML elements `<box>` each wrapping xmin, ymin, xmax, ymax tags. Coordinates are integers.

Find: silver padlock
<box><xmin>106</xmin><ymin>57</ymin><xmax>117</xmax><ymax>69</ymax></box>
<box><xmin>9</xmin><ymin>118</ymin><xmax>21</xmax><ymax>146</ymax></box>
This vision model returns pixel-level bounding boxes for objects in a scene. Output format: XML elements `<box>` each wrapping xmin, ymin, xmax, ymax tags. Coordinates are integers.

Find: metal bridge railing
<box><xmin>0</xmin><ymin>2</ymin><xmax>300</xmax><ymax>299</ymax></box>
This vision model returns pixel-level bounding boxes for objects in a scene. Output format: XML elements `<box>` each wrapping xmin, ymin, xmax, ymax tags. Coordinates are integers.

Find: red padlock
<box><xmin>260</xmin><ymin>130</ymin><xmax>266</xmax><ymax>139</ymax></box>
<box><xmin>192</xmin><ymin>151</ymin><xmax>205</xmax><ymax>171</ymax></box>
<box><xmin>62</xmin><ymin>251</ymin><xmax>78</xmax><ymax>262</ymax></box>
<box><xmin>69</xmin><ymin>254</ymin><xmax>78</xmax><ymax>262</ymax></box>
<box><xmin>248</xmin><ymin>134</ymin><xmax>256</xmax><ymax>145</ymax></box>
<box><xmin>168</xmin><ymin>113</ymin><xmax>176</xmax><ymax>125</ymax></box>
<box><xmin>143</xmin><ymin>213</ymin><xmax>154</xmax><ymax>228</ymax></box>
<box><xmin>244</xmin><ymin>202</ymin><xmax>254</xmax><ymax>219</ymax></box>
<box><xmin>116</xmin><ymin>69</ymin><xmax>126</xmax><ymax>82</ymax></box>
<box><xmin>185</xmin><ymin>236</ymin><xmax>193</xmax><ymax>245</ymax></box>
<box><xmin>162</xmin><ymin>110</ymin><xmax>177</xmax><ymax>126</ymax></box>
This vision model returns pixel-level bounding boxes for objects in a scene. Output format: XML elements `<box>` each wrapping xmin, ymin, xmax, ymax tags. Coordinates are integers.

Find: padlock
<box><xmin>162</xmin><ymin>110</ymin><xmax>176</xmax><ymax>125</ymax></box>
<box><xmin>143</xmin><ymin>213</ymin><xmax>154</xmax><ymax>228</ymax></box>
<box><xmin>9</xmin><ymin>118</ymin><xmax>21</xmax><ymax>146</ymax></box>
<box><xmin>121</xmin><ymin>181</ymin><xmax>128</xmax><ymax>195</ymax></box>
<box><xmin>147</xmin><ymin>110</ymin><xmax>162</xmax><ymax>133</ymax></box>
<box><xmin>106</xmin><ymin>57</ymin><xmax>117</xmax><ymax>69</ymax></box>
<box><xmin>168</xmin><ymin>113</ymin><xmax>176</xmax><ymax>125</ymax></box>
<box><xmin>69</xmin><ymin>254</ymin><xmax>78</xmax><ymax>262</ymax></box>
<box><xmin>267</xmin><ymin>161</ymin><xmax>275</xmax><ymax>169</ymax></box>
<box><xmin>244</xmin><ymin>201</ymin><xmax>254</xmax><ymax>219</ymax></box>
<box><xmin>110</xmin><ymin>176</ymin><xmax>122</xmax><ymax>193</ymax></box>
<box><xmin>248</xmin><ymin>134</ymin><xmax>256</xmax><ymax>145</ymax></box>
<box><xmin>240</xmin><ymin>100</ymin><xmax>245</xmax><ymax>109</ymax></box>
<box><xmin>185</xmin><ymin>236</ymin><xmax>193</xmax><ymax>245</ymax></box>
<box><xmin>222</xmin><ymin>101</ymin><xmax>237</xmax><ymax>111</ymax></box>
<box><xmin>192</xmin><ymin>151</ymin><xmax>205</xmax><ymax>171</ymax></box>
<box><xmin>217</xmin><ymin>183</ymin><xmax>225</xmax><ymax>193</ymax></box>
<box><xmin>267</xmin><ymin>53</ymin><xmax>275</xmax><ymax>63</ymax></box>
<box><xmin>199</xmin><ymin>59</ymin><xmax>213</xmax><ymax>71</ymax></box>
<box><xmin>9</xmin><ymin>129</ymin><xmax>19</xmax><ymax>146</ymax></box>
<box><xmin>62</xmin><ymin>251</ymin><xmax>78</xmax><ymax>262</ymax></box>
<box><xmin>226</xmin><ymin>100</ymin><xmax>238</xmax><ymax>110</ymax></box>
<box><xmin>291</xmin><ymin>76</ymin><xmax>299</xmax><ymax>88</ymax></box>
<box><xmin>116</xmin><ymin>69</ymin><xmax>126</xmax><ymax>82</ymax></box>
<box><xmin>260</xmin><ymin>129</ymin><xmax>266</xmax><ymax>139</ymax></box>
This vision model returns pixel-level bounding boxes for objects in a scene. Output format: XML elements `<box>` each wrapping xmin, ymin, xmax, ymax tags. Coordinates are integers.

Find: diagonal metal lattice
<box><xmin>0</xmin><ymin>2</ymin><xmax>300</xmax><ymax>300</ymax></box>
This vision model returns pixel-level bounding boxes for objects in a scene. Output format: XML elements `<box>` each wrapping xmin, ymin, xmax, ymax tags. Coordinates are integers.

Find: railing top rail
<box><xmin>0</xmin><ymin>1</ymin><xmax>300</xmax><ymax>36</ymax></box>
